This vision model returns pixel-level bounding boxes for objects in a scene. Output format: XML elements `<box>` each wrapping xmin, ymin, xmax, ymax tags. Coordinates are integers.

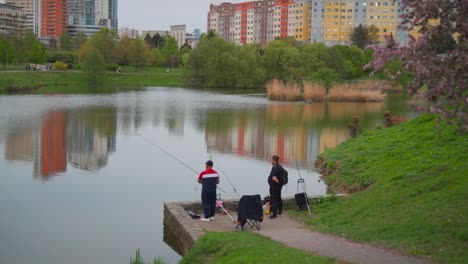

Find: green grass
<box><xmin>291</xmin><ymin>114</ymin><xmax>468</xmax><ymax>263</ymax></box>
<box><xmin>180</xmin><ymin>232</ymin><xmax>335</xmax><ymax>264</ymax></box>
<box><xmin>0</xmin><ymin>68</ymin><xmax>184</xmax><ymax>94</ymax></box>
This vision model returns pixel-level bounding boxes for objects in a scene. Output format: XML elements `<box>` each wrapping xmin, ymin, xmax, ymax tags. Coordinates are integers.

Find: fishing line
<box><xmin>291</xmin><ymin>150</ymin><xmax>337</xmax><ymax>195</ymax></box>
<box><xmin>140</xmin><ymin>134</ymin><xmax>226</xmax><ymax>193</ymax></box>
<box><xmin>218</xmin><ymin>167</ymin><xmax>242</xmax><ymax>198</ymax></box>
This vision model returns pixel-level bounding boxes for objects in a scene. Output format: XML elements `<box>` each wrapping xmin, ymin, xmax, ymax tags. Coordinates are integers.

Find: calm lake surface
<box><xmin>0</xmin><ymin>88</ymin><xmax>415</xmax><ymax>263</ymax></box>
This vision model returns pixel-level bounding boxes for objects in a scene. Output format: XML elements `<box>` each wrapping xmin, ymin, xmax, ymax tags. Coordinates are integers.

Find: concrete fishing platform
<box><xmin>163</xmin><ymin>194</ymin><xmax>428</xmax><ymax>264</ymax></box>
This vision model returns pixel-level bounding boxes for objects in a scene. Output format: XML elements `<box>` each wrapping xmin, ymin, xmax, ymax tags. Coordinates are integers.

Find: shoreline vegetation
<box><xmin>267</xmin><ymin>79</ymin><xmax>394</xmax><ymax>102</ymax></box>
<box><xmin>0</xmin><ymin>67</ymin><xmax>185</xmax><ymax>94</ymax></box>
<box><xmin>176</xmin><ymin>116</ymin><xmax>465</xmax><ymax>263</ymax></box>
<box><xmin>294</xmin><ymin>114</ymin><xmax>467</xmax><ymax>263</ymax></box>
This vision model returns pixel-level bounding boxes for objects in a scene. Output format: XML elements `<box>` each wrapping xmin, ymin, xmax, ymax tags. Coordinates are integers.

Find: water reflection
<box><xmin>0</xmin><ymin>90</ymin><xmax>415</xmax><ymax>264</ymax></box>
<box><xmin>204</xmin><ymin>101</ymin><xmax>386</xmax><ymax>170</ymax></box>
<box><xmin>5</xmin><ymin>107</ymin><xmax>117</xmax><ymax>180</ymax></box>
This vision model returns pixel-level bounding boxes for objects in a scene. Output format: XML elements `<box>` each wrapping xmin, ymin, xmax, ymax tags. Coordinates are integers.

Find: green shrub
<box><xmin>54</xmin><ymin>61</ymin><xmax>68</xmax><ymax>71</ymax></box>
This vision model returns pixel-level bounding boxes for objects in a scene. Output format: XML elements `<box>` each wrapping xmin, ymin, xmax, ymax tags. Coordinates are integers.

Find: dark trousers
<box><xmin>201</xmin><ymin>190</ymin><xmax>216</xmax><ymax>218</ymax></box>
<box><xmin>269</xmin><ymin>185</ymin><xmax>283</xmax><ymax>216</ymax></box>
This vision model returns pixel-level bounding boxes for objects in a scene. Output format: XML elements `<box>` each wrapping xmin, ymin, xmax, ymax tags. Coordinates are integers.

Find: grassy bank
<box><xmin>180</xmin><ymin>231</ymin><xmax>334</xmax><ymax>264</ymax></box>
<box><xmin>292</xmin><ymin>115</ymin><xmax>467</xmax><ymax>263</ymax></box>
<box><xmin>0</xmin><ymin>69</ymin><xmax>184</xmax><ymax>94</ymax></box>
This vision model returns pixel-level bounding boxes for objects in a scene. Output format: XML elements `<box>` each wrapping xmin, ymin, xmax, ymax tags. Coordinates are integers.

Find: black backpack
<box><xmin>280</xmin><ymin>166</ymin><xmax>288</xmax><ymax>186</ymax></box>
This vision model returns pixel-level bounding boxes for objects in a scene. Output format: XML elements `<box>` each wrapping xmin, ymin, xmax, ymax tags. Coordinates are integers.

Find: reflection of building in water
<box><xmin>205</xmin><ymin>111</ymin><xmax>348</xmax><ymax>170</ymax></box>
<box><xmin>4</xmin><ymin>108</ymin><xmax>117</xmax><ymax>179</ymax></box>
<box><xmin>165</xmin><ymin>105</ymin><xmax>185</xmax><ymax>137</ymax></box>
<box><xmin>319</xmin><ymin>128</ymin><xmax>348</xmax><ymax>154</ymax></box>
<box><xmin>67</xmin><ymin>109</ymin><xmax>116</xmax><ymax>171</ymax></box>
<box><xmin>204</xmin><ymin>101</ymin><xmax>388</xmax><ymax>169</ymax></box>
<box><xmin>5</xmin><ymin>128</ymin><xmax>34</xmax><ymax>162</ymax></box>
<box><xmin>37</xmin><ymin>111</ymin><xmax>67</xmax><ymax>178</ymax></box>
<box><xmin>5</xmin><ymin>112</ymin><xmax>67</xmax><ymax>179</ymax></box>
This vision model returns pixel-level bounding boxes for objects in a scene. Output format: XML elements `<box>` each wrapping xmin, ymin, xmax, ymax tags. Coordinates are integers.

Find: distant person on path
<box><xmin>198</xmin><ymin>160</ymin><xmax>220</xmax><ymax>222</ymax></box>
<box><xmin>268</xmin><ymin>155</ymin><xmax>284</xmax><ymax>219</ymax></box>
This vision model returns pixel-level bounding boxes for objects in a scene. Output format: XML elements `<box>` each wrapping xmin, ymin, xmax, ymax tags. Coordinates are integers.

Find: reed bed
<box><xmin>328</xmin><ymin>83</ymin><xmax>386</xmax><ymax>102</ymax></box>
<box><xmin>266</xmin><ymin>79</ymin><xmax>302</xmax><ymax>101</ymax></box>
<box><xmin>266</xmin><ymin>79</ymin><xmax>387</xmax><ymax>102</ymax></box>
<box><xmin>303</xmin><ymin>81</ymin><xmax>326</xmax><ymax>101</ymax></box>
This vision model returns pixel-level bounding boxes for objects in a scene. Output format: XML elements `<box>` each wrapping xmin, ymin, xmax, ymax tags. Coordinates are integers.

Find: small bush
<box><xmin>53</xmin><ymin>61</ymin><xmax>68</xmax><ymax>71</ymax></box>
<box><xmin>107</xmin><ymin>63</ymin><xmax>119</xmax><ymax>72</ymax></box>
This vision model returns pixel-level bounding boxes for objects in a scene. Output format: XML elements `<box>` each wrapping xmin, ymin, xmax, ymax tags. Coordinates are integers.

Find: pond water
<box><xmin>0</xmin><ymin>88</ymin><xmax>415</xmax><ymax>263</ymax></box>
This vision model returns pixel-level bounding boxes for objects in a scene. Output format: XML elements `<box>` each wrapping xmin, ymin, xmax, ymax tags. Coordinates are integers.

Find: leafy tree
<box><xmin>0</xmin><ymin>39</ymin><xmax>15</xmax><ymax>70</ymax></box>
<box><xmin>327</xmin><ymin>46</ymin><xmax>348</xmax><ymax>79</ymax></box>
<box><xmin>91</xmin><ymin>28</ymin><xmax>118</xmax><ymax>65</ymax></box>
<box><xmin>308</xmin><ymin>67</ymin><xmax>341</xmax><ymax>92</ymax></box>
<box><xmin>179</xmin><ymin>43</ymin><xmax>192</xmax><ymax>55</ymax></box>
<box><xmin>381</xmin><ymin>59</ymin><xmax>413</xmax><ymax>87</ymax></box>
<box><xmin>76</xmin><ymin>41</ymin><xmax>92</xmax><ymax>62</ymax></box>
<box><xmin>116</xmin><ymin>36</ymin><xmax>132</xmax><ymax>67</ymax></box>
<box><xmin>185</xmin><ymin>36</ymin><xmax>265</xmax><ymax>88</ymax></box>
<box><xmin>144</xmin><ymin>33</ymin><xmax>152</xmax><ymax>47</ymax></box>
<box><xmin>82</xmin><ymin>47</ymin><xmax>106</xmax><ymax>86</ymax></box>
<box><xmin>59</xmin><ymin>31</ymin><xmax>72</xmax><ymax>51</ymax></box>
<box><xmin>351</xmin><ymin>24</ymin><xmax>378</xmax><ymax>49</ymax></box>
<box><xmin>130</xmin><ymin>37</ymin><xmax>150</xmax><ymax>70</ymax></box>
<box><xmin>149</xmin><ymin>48</ymin><xmax>163</xmax><ymax>66</ymax></box>
<box><xmin>262</xmin><ymin>39</ymin><xmax>303</xmax><ymax>81</ymax></box>
<box><xmin>73</xmin><ymin>32</ymin><xmax>88</xmax><ymax>50</ymax></box>
<box><xmin>28</xmin><ymin>41</ymin><xmax>46</xmax><ymax>63</ymax></box>
<box><xmin>49</xmin><ymin>38</ymin><xmax>57</xmax><ymax>49</ymax></box>
<box><xmin>151</xmin><ymin>33</ymin><xmax>164</xmax><ymax>49</ymax></box>
<box><xmin>10</xmin><ymin>34</ymin><xmax>26</xmax><ymax>63</ymax></box>
<box><xmin>301</xmin><ymin>42</ymin><xmax>330</xmax><ymax>74</ymax></box>
<box><xmin>367</xmin><ymin>0</ymin><xmax>467</xmax><ymax>131</ymax></box>
<box><xmin>47</xmin><ymin>50</ymin><xmax>75</xmax><ymax>65</ymax></box>
<box><xmin>161</xmin><ymin>36</ymin><xmax>178</xmax><ymax>58</ymax></box>
<box><xmin>180</xmin><ymin>52</ymin><xmax>191</xmax><ymax>66</ymax></box>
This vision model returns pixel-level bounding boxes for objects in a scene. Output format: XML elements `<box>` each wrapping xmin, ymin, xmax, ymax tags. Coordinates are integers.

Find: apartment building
<box><xmin>209</xmin><ymin>0</ymin><xmax>301</xmax><ymax>45</ymax></box>
<box><xmin>312</xmin><ymin>0</ymin><xmax>407</xmax><ymax>45</ymax></box>
<box><xmin>209</xmin><ymin>0</ymin><xmax>408</xmax><ymax>46</ymax></box>
<box><xmin>170</xmin><ymin>24</ymin><xmax>186</xmax><ymax>48</ymax></box>
<box><xmin>40</xmin><ymin>0</ymin><xmax>67</xmax><ymax>38</ymax></box>
<box><xmin>5</xmin><ymin>0</ymin><xmax>41</xmax><ymax>36</ymax></box>
<box><xmin>0</xmin><ymin>3</ymin><xmax>27</xmax><ymax>35</ymax></box>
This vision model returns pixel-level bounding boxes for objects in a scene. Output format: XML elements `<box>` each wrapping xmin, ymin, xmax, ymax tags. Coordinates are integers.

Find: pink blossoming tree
<box><xmin>366</xmin><ymin>0</ymin><xmax>467</xmax><ymax>132</ymax></box>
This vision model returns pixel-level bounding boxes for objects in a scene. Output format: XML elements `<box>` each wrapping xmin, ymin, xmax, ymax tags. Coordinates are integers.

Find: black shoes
<box><xmin>269</xmin><ymin>214</ymin><xmax>277</xmax><ymax>219</ymax></box>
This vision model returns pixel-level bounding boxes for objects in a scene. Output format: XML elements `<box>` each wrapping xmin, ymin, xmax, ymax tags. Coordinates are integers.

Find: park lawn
<box><xmin>289</xmin><ymin>114</ymin><xmax>468</xmax><ymax>263</ymax></box>
<box><xmin>0</xmin><ymin>69</ymin><xmax>185</xmax><ymax>94</ymax></box>
<box><xmin>180</xmin><ymin>231</ymin><xmax>335</xmax><ymax>264</ymax></box>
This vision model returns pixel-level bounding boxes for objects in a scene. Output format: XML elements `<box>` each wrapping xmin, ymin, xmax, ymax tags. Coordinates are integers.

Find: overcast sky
<box><xmin>119</xmin><ymin>0</ymin><xmax>244</xmax><ymax>33</ymax></box>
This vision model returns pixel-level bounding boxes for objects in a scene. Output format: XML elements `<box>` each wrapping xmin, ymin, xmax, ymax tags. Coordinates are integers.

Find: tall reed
<box><xmin>328</xmin><ymin>83</ymin><xmax>386</xmax><ymax>102</ymax></box>
<box><xmin>303</xmin><ymin>81</ymin><xmax>326</xmax><ymax>101</ymax></box>
<box><xmin>266</xmin><ymin>79</ymin><xmax>302</xmax><ymax>101</ymax></box>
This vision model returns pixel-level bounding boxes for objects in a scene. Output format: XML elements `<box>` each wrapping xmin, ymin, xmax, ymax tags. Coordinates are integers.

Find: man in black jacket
<box><xmin>268</xmin><ymin>155</ymin><xmax>283</xmax><ymax>219</ymax></box>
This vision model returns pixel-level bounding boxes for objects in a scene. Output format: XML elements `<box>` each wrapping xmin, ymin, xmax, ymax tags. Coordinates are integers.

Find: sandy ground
<box><xmin>197</xmin><ymin>212</ymin><xmax>429</xmax><ymax>264</ymax></box>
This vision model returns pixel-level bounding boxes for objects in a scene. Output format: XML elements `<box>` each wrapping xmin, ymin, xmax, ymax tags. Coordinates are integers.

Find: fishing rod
<box><xmin>291</xmin><ymin>150</ymin><xmax>338</xmax><ymax>195</ymax></box>
<box><xmin>207</xmin><ymin>153</ymin><xmax>242</xmax><ymax>199</ymax></box>
<box><xmin>218</xmin><ymin>167</ymin><xmax>242</xmax><ymax>199</ymax></box>
<box><xmin>140</xmin><ymin>135</ymin><xmax>226</xmax><ymax>193</ymax></box>
<box><xmin>291</xmin><ymin>150</ymin><xmax>312</xmax><ymax>215</ymax></box>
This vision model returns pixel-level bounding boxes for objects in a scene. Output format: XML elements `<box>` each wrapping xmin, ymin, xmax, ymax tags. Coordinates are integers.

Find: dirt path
<box><xmin>198</xmin><ymin>213</ymin><xmax>428</xmax><ymax>264</ymax></box>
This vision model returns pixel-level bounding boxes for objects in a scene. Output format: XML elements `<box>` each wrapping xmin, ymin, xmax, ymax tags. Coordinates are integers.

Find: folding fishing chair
<box><xmin>236</xmin><ymin>194</ymin><xmax>263</xmax><ymax>230</ymax></box>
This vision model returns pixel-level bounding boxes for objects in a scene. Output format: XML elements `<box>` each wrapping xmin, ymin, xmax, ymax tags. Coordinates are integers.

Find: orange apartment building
<box><xmin>41</xmin><ymin>0</ymin><xmax>67</xmax><ymax>38</ymax></box>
